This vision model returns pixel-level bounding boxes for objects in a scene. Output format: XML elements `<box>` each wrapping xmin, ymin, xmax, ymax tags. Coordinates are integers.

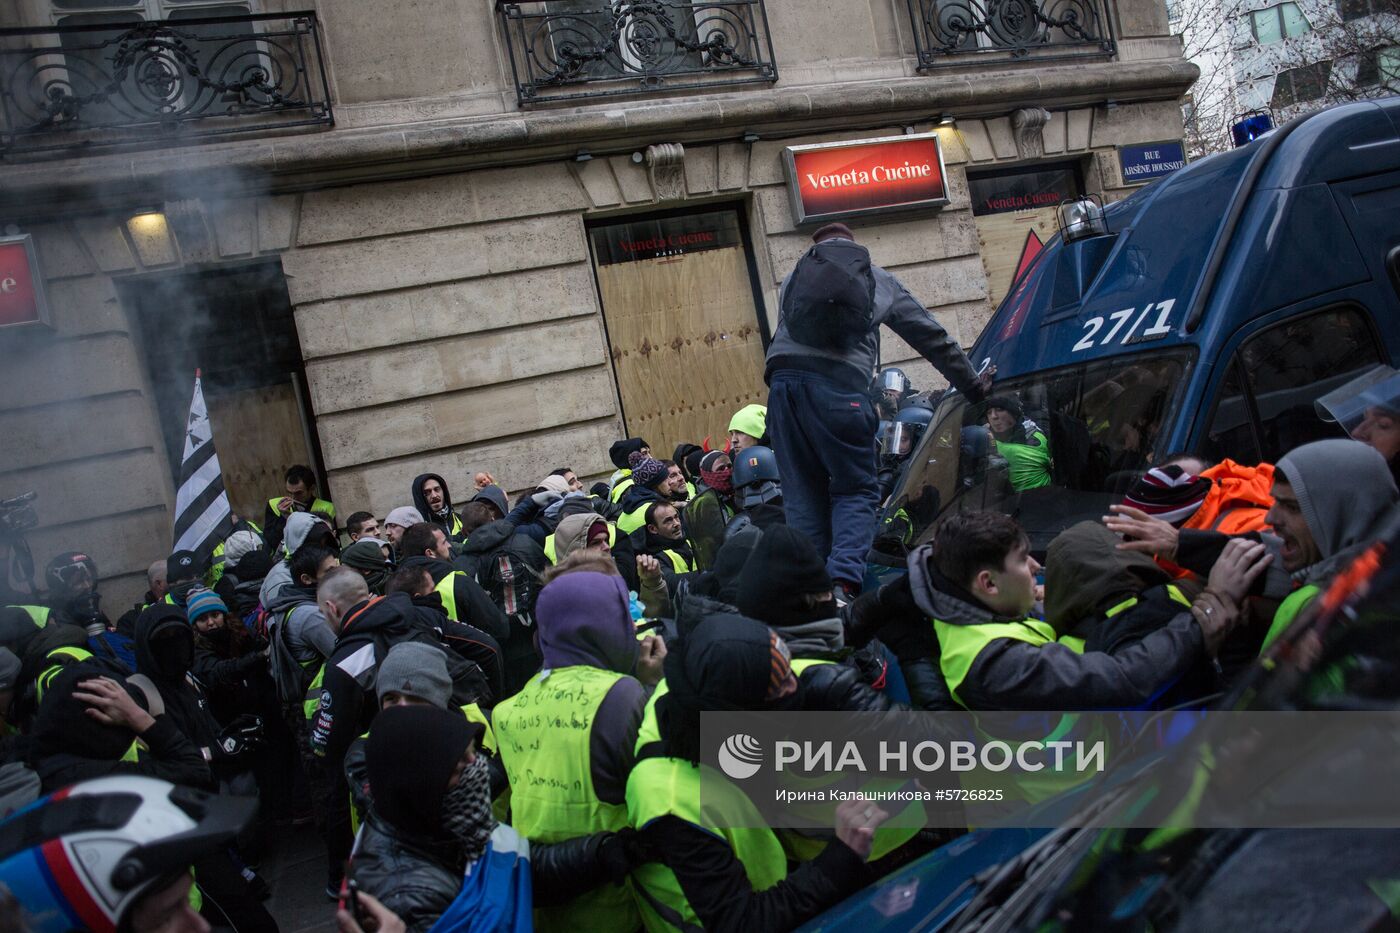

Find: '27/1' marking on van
<box><xmin>1072</xmin><ymin>299</ymin><xmax>1177</xmax><ymax>353</ymax></box>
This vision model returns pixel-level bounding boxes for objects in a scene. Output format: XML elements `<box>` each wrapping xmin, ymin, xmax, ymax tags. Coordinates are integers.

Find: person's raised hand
<box><xmin>636</xmin><ymin>554</ymin><xmax>662</xmax><ymax>586</ymax></box>
<box><xmin>974</xmin><ymin>363</ymin><xmax>997</xmax><ymax>397</ymax></box>
<box><xmin>73</xmin><ymin>677</ymin><xmax>155</xmax><ymax>734</ymax></box>
<box><xmin>1103</xmin><ymin>505</ymin><xmax>1180</xmax><ymax>560</ymax></box>
<box><xmin>834</xmin><ymin>797</ymin><xmax>890</xmax><ymax>861</ymax></box>
<box><xmin>473</xmin><ymin>472</ymin><xmax>495</xmax><ymax>490</ymax></box>
<box><xmin>636</xmin><ymin>635</ymin><xmax>667</xmax><ymax>686</ymax></box>
<box><xmin>276</xmin><ymin>496</ymin><xmax>294</xmax><ymax>516</ymax></box>
<box><xmin>1206</xmin><ymin>537</ymin><xmax>1273</xmax><ymax>605</ymax></box>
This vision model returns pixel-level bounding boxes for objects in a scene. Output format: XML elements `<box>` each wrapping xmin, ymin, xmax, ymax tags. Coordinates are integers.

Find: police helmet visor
<box><xmin>888</xmin><ymin>422</ymin><xmax>922</xmax><ymax>456</ymax></box>
<box><xmin>879</xmin><ymin>370</ymin><xmax>909</xmax><ymax>394</ymax></box>
<box><xmin>1316</xmin><ymin>366</ymin><xmax>1400</xmax><ymax>434</ymax></box>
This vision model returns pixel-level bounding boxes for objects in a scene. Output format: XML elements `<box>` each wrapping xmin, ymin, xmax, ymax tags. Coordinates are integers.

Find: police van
<box><xmin>877</xmin><ymin>97</ymin><xmax>1400</xmax><ymax>564</ymax></box>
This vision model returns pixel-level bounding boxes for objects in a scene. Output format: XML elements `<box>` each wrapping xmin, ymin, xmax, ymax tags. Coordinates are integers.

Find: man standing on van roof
<box><xmin>765</xmin><ymin>223</ymin><xmax>994</xmax><ymax>598</ymax></box>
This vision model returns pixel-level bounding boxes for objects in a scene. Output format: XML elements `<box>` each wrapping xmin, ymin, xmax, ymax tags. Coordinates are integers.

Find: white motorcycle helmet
<box><xmin>0</xmin><ymin>775</ymin><xmax>254</xmax><ymax>933</ymax></box>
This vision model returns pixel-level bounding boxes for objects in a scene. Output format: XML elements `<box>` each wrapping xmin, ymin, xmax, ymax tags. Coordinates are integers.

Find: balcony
<box><xmin>495</xmin><ymin>0</ymin><xmax>778</xmax><ymax>105</ymax></box>
<box><xmin>906</xmin><ymin>0</ymin><xmax>1114</xmax><ymax>69</ymax></box>
<box><xmin>0</xmin><ymin>12</ymin><xmax>332</xmax><ymax>157</ymax></box>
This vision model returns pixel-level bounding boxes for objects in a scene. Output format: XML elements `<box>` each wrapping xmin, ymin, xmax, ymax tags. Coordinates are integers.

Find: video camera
<box><xmin>0</xmin><ymin>492</ymin><xmax>37</xmax><ymax>535</ymax></box>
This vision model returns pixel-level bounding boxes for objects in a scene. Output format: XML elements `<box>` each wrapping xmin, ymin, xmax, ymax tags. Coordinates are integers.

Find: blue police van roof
<box><xmin>971</xmin><ymin>97</ymin><xmax>1400</xmax><ymax>379</ymax></box>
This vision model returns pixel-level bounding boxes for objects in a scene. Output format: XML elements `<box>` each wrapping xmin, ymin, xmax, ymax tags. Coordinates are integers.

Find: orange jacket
<box><xmin>1183</xmin><ymin>459</ymin><xmax>1275</xmax><ymax>535</ymax></box>
<box><xmin>1159</xmin><ymin>460</ymin><xmax>1275</xmax><ymax>579</ymax></box>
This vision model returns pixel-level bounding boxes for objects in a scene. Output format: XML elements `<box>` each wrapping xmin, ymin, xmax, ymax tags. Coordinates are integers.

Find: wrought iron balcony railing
<box><xmin>0</xmin><ymin>12</ymin><xmax>332</xmax><ymax>157</ymax></box>
<box><xmin>496</xmin><ymin>0</ymin><xmax>778</xmax><ymax>105</ymax></box>
<box><xmin>906</xmin><ymin>0</ymin><xmax>1114</xmax><ymax>68</ymax></box>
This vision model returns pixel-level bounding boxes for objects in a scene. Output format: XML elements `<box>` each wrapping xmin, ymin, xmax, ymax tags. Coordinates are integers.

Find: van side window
<box><xmin>1206</xmin><ymin>307</ymin><xmax>1383</xmax><ymax>464</ymax></box>
<box><xmin>1203</xmin><ymin>360</ymin><xmax>1258</xmax><ymax>465</ymax></box>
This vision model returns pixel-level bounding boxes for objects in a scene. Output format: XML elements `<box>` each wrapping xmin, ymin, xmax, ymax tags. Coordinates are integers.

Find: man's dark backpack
<box><xmin>781</xmin><ymin>239</ymin><xmax>877</xmax><ymax>351</ymax></box>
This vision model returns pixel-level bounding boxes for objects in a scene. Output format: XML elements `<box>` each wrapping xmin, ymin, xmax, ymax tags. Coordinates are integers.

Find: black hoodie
<box><xmin>26</xmin><ymin>661</ymin><xmax>210</xmax><ymax>792</ymax></box>
<box><xmin>412</xmin><ymin>473</ymin><xmax>463</xmax><ymax>540</ymax></box>
<box><xmin>400</xmin><ymin>557</ymin><xmax>508</xmax><ymax>643</ymax></box>
<box><xmin>133</xmin><ymin>604</ymin><xmax>222</xmax><ymax>766</ymax></box>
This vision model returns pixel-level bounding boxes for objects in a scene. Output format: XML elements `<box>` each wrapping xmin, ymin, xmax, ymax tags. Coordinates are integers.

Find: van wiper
<box><xmin>910</xmin><ymin>826</ymin><xmax>1079</xmax><ymax>933</ymax></box>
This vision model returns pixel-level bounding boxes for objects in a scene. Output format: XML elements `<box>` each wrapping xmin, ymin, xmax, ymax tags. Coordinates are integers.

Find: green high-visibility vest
<box><xmin>494</xmin><ymin>666</ymin><xmax>639</xmax><ymax>932</ymax></box>
<box><xmin>303</xmin><ymin>664</ymin><xmax>326</xmax><ymax>720</ymax></box>
<box><xmin>8</xmin><ymin>605</ymin><xmax>49</xmax><ymax>628</ymax></box>
<box><xmin>268</xmin><ymin>497</ymin><xmax>336</xmax><ymax>527</ymax></box>
<box><xmin>1260</xmin><ymin>584</ymin><xmax>1323</xmax><ymax>654</ymax></box>
<box><xmin>434</xmin><ymin>572</ymin><xmax>469</xmax><ymax>623</ymax></box>
<box><xmin>658</xmin><ymin>548</ymin><xmax>694</xmax><ymax>574</ymax></box>
<box><xmin>609</xmin><ymin>474</ymin><xmax>634</xmax><ymax>504</ymax></box>
<box><xmin>617</xmin><ymin>503</ymin><xmax>652</xmax><ymax>536</ymax></box>
<box><xmin>993</xmin><ymin>431</ymin><xmax>1053</xmax><ymax>492</ymax></box>
<box><xmin>208</xmin><ymin>520</ymin><xmax>264</xmax><ymax>587</ymax></box>
<box><xmin>626</xmin><ymin>756</ymin><xmax>787</xmax><ymax>932</ymax></box>
<box><xmin>36</xmin><ymin>645</ymin><xmax>94</xmax><ymax>700</ymax></box>
<box><xmin>934</xmin><ymin>616</ymin><xmax>1059</xmax><ymax>709</ymax></box>
<box><xmin>635</xmin><ymin>678</ymin><xmax>667</xmax><ymax>755</ymax></box>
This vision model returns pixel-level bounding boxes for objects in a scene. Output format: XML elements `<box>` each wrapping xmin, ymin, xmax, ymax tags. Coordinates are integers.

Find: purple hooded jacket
<box><xmin>532</xmin><ymin>570</ymin><xmax>647</xmax><ymax>806</ymax></box>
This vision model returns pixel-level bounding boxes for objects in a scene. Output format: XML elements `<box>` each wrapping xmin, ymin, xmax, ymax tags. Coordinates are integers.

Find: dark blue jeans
<box><xmin>767</xmin><ymin>370</ymin><xmax>880</xmax><ymax>586</ymax></box>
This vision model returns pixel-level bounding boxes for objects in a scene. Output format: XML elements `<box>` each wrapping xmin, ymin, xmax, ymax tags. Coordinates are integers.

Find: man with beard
<box><xmin>383</xmin><ymin>506</ymin><xmax>424</xmax><ymax>558</ymax></box>
<box><xmin>614</xmin><ymin>501</ymin><xmax>695</xmax><ymax>592</ymax></box>
<box><xmin>412</xmin><ymin>473</ymin><xmax>465</xmax><ymax>543</ymax></box>
<box><xmin>1259</xmin><ymin>439</ymin><xmax>1399</xmax><ymax>650</ymax></box>
<box><xmin>264</xmin><ymin>464</ymin><xmax>337</xmax><ymax>554</ymax></box>
<box><xmin>662</xmin><ymin>460</ymin><xmax>691</xmax><ymax>505</ymax></box>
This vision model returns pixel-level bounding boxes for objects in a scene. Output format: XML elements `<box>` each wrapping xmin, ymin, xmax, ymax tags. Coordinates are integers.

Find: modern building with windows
<box><xmin>1</xmin><ymin>0</ymin><xmax>1196</xmax><ymax>604</ymax></box>
<box><xmin>1227</xmin><ymin>0</ymin><xmax>1398</xmax><ymax>116</ymax></box>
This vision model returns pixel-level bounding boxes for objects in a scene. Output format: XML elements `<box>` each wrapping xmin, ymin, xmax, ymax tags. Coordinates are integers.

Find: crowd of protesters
<box><xmin>2</xmin><ymin>223</ymin><xmax>1399</xmax><ymax>933</ymax></box>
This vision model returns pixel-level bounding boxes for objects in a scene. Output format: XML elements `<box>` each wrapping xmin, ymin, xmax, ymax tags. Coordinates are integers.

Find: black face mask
<box><xmin>151</xmin><ymin>630</ymin><xmax>194</xmax><ymax>678</ymax></box>
<box><xmin>169</xmin><ymin>579</ymin><xmax>200</xmax><ymax>606</ymax></box>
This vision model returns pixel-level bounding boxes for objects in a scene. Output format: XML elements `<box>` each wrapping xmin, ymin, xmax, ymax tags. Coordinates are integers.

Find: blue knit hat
<box><xmin>185</xmin><ymin>587</ymin><xmax>227</xmax><ymax>625</ymax></box>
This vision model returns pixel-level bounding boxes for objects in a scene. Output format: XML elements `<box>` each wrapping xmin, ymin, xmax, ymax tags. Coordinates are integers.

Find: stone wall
<box><xmin>0</xmin><ymin>96</ymin><xmax>1181</xmax><ymax>611</ymax></box>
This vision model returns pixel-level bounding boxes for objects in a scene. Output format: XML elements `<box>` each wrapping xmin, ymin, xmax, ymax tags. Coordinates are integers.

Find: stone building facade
<box><xmin>0</xmin><ymin>0</ymin><xmax>1195</xmax><ymax>607</ymax></box>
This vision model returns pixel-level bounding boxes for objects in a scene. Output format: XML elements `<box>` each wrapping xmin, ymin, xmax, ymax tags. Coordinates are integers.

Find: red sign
<box><xmin>783</xmin><ymin>133</ymin><xmax>950</xmax><ymax>225</ymax></box>
<box><xmin>0</xmin><ymin>236</ymin><xmax>50</xmax><ymax>329</ymax></box>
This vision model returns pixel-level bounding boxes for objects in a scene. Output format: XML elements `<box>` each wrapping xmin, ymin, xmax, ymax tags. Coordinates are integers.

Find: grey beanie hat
<box><xmin>375</xmin><ymin>642</ymin><xmax>453</xmax><ymax>708</ymax></box>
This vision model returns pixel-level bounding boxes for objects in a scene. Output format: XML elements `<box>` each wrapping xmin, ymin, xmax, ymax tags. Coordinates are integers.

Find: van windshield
<box><xmin>884</xmin><ymin>350</ymin><xmax>1195</xmax><ymax>554</ymax></box>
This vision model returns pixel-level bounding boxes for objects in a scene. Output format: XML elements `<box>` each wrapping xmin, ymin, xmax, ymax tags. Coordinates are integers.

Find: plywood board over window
<box><xmin>967</xmin><ymin>162</ymin><xmax>1084</xmax><ymax>306</ymax></box>
<box><xmin>589</xmin><ymin>209</ymin><xmax>768</xmax><ymax>454</ymax></box>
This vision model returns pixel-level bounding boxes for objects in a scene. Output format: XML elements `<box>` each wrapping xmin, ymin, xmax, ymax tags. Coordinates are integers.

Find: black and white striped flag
<box><xmin>172</xmin><ymin>370</ymin><xmax>233</xmax><ymax>561</ymax></box>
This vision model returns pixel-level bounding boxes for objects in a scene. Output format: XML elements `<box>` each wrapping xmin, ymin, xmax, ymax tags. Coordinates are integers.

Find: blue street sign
<box><xmin>1117</xmin><ymin>140</ymin><xmax>1188</xmax><ymax>184</ymax></box>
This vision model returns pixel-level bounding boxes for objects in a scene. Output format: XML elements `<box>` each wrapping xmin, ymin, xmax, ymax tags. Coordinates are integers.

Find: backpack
<box><xmin>268</xmin><ymin>608</ymin><xmax>319</xmax><ymax>707</ymax></box>
<box><xmin>781</xmin><ymin>238</ymin><xmax>877</xmax><ymax>352</ymax></box>
<box><xmin>480</xmin><ymin>547</ymin><xmax>542</xmax><ymax>630</ymax></box>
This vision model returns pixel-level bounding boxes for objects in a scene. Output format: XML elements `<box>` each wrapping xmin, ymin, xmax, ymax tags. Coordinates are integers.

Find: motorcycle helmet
<box><xmin>0</xmin><ymin>775</ymin><xmax>255</xmax><ymax>933</ymax></box>
<box><xmin>43</xmin><ymin>552</ymin><xmax>97</xmax><ymax>600</ymax></box>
